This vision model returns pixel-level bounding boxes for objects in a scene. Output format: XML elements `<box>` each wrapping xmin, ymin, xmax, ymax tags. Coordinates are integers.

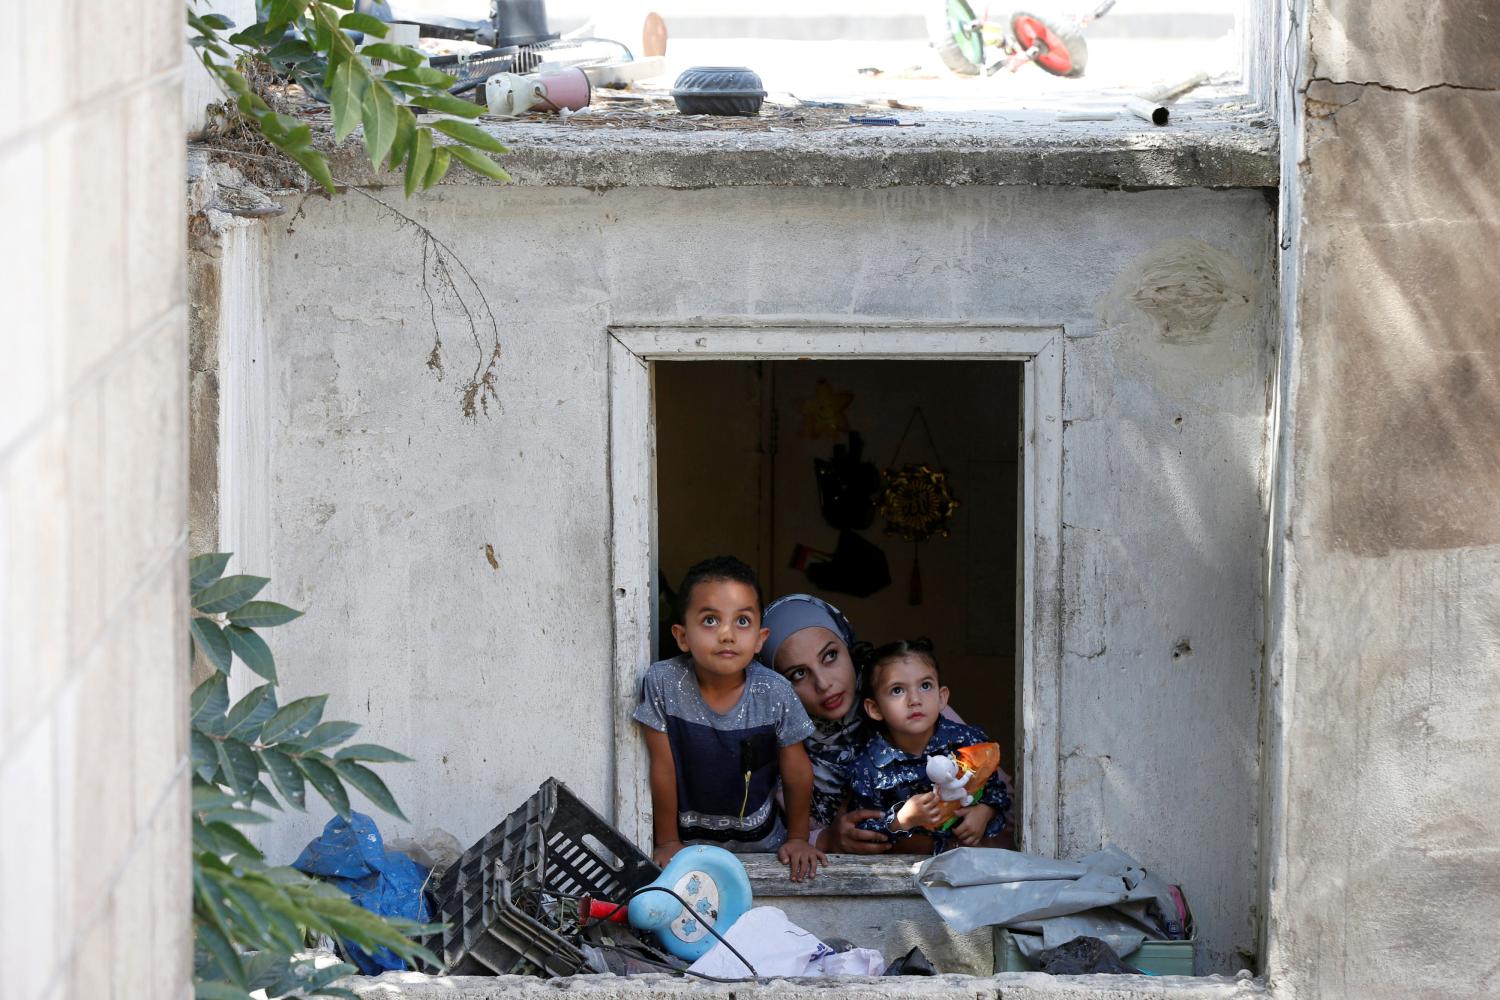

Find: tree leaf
<box><xmin>360</xmin><ymin>42</ymin><xmax>424</xmax><ymax>68</ymax></box>
<box><xmin>191</xmin><ymin>730</ymin><xmax>221</xmax><ymax>782</ymax></box>
<box><xmin>191</xmin><ymin>673</ymin><xmax>230</xmax><ymax>724</ymax></box>
<box><xmin>193</xmin><ymin>923</ymin><xmax>247</xmax><ymax>992</ymax></box>
<box><xmin>388</xmin><ymin>105</ymin><xmax>417</xmax><ymax>175</ymax></box>
<box><xmin>381</xmin><ymin>66</ymin><xmax>455</xmax><ymax>88</ymax></box>
<box><xmin>297</xmin><ymin>758</ymin><xmax>351</xmax><ymax>818</ymax></box>
<box><xmin>227</xmin><ymin>601</ymin><xmax>303</xmax><ymax>628</ymax></box>
<box><xmin>409</xmin><ymin>91</ymin><xmax>483</xmax><ymax>119</ymax></box>
<box><xmin>204</xmin><ymin>821</ymin><xmax>265</xmax><ymax>861</ymax></box>
<box><xmin>448</xmin><ymin>146</ymin><xmax>511</xmax><ymax>183</ymax></box>
<box><xmin>340</xmin><ymin>11</ymin><xmax>389</xmax><ymax>36</ymax></box>
<box><xmin>194</xmin><ymin>574</ymin><xmax>270</xmax><ymax>614</ymax></box>
<box><xmin>404</xmin><ymin>127</ymin><xmax>432</xmax><ymax>198</ymax></box>
<box><xmin>260</xmin><ymin>748</ymin><xmax>307</xmax><ymax>809</ymax></box>
<box><xmin>333</xmin><ymin>760</ymin><xmax>407</xmax><ymax>821</ymax></box>
<box><xmin>215</xmin><ymin>738</ymin><xmax>261</xmax><ymax>799</ymax></box>
<box><xmin>191</xmin><ymin>618</ymin><xmax>233</xmax><ymax>674</ymax></box>
<box><xmin>225</xmin><ymin>685</ymin><xmax>278</xmax><ymax>741</ymax></box>
<box><xmin>259</xmin><ymin>695</ymin><xmax>327</xmax><ymax>745</ymax></box>
<box><xmin>361</xmin><ymin>72</ymin><xmax>399</xmax><ymax>168</ymax></box>
<box><xmin>423</xmin><ymin>146</ymin><xmax>450</xmax><ymax>190</ymax></box>
<box><xmin>334</xmin><ymin>744</ymin><xmax>414</xmax><ymax>764</ymax></box>
<box><xmin>430</xmin><ymin>118</ymin><xmax>508</xmax><ymax>154</ymax></box>
<box><xmin>329</xmin><ymin>59</ymin><xmax>367</xmax><ymax>142</ymax></box>
<box><xmin>297</xmin><ymin>720</ymin><xmax>361</xmax><ymax>752</ymax></box>
<box><xmin>252</xmin><ymin>778</ymin><xmax>284</xmax><ymax>812</ymax></box>
<box><xmin>190</xmin><ymin>553</ymin><xmax>233</xmax><ymax>591</ymax></box>
<box><xmin>224</xmin><ymin>626</ymin><xmax>276</xmax><ymax>682</ymax></box>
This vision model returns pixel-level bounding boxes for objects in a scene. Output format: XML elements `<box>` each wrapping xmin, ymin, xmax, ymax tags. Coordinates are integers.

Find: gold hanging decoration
<box><xmin>878</xmin><ymin>463</ymin><xmax>959</xmax><ymax>543</ymax></box>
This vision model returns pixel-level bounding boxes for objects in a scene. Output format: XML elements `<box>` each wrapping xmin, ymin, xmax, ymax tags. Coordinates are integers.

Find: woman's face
<box><xmin>773</xmin><ymin>626</ymin><xmax>858</xmax><ymax>720</ymax></box>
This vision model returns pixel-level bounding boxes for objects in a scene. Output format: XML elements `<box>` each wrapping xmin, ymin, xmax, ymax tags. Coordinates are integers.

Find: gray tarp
<box><xmin>913</xmin><ymin>845</ymin><xmax>1182</xmax><ymax>960</ymax></box>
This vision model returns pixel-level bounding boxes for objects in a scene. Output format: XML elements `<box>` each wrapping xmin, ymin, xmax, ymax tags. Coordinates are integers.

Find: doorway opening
<box><xmin>654</xmin><ymin>359</ymin><xmax>1025</xmax><ymax>810</ymax></box>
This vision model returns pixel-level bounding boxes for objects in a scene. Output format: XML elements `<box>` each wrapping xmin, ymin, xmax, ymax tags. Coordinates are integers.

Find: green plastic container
<box><xmin>995</xmin><ymin>930</ymin><xmax>1196</xmax><ymax>976</ymax></box>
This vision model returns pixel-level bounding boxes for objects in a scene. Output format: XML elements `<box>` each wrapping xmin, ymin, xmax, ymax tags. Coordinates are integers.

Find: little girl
<box><xmin>848</xmin><ymin>638</ymin><xmax>1011</xmax><ymax>854</ymax></box>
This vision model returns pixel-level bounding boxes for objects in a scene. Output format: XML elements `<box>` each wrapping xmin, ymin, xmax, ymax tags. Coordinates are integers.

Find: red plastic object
<box><xmin>583</xmin><ymin>897</ymin><xmax>629</xmax><ymax>924</ymax></box>
<box><xmin>1011</xmin><ymin>15</ymin><xmax>1074</xmax><ymax>76</ymax></box>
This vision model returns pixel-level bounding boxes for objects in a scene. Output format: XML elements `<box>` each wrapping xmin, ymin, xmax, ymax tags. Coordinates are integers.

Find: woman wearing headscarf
<box><xmin>759</xmin><ymin>594</ymin><xmax>890</xmax><ymax>853</ymax></box>
<box><xmin>761</xmin><ymin>593</ymin><xmax>1015</xmax><ymax>854</ymax></box>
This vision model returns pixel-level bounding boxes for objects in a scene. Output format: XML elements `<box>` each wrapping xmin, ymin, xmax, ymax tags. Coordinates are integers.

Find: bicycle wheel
<box><xmin>927</xmin><ymin>0</ymin><xmax>985</xmax><ymax>76</ymax></box>
<box><xmin>1008</xmin><ymin>10</ymin><xmax>1089</xmax><ymax>78</ymax></box>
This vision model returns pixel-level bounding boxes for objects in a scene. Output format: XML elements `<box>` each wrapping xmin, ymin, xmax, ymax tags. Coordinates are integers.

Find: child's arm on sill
<box><xmin>777</xmin><ymin>741</ymin><xmax>826</xmax><ymax>882</ymax></box>
<box><xmin>642</xmin><ymin>727</ymin><xmax>684</xmax><ymax>868</ymax></box>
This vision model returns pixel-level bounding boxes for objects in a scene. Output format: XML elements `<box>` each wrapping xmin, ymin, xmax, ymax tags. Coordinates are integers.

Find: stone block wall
<box><xmin>0</xmin><ymin>2</ymin><xmax>190</xmax><ymax>998</ymax></box>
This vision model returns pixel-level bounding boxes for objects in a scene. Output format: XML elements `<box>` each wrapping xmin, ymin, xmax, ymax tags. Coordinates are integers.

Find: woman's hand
<box><xmin>778</xmin><ymin>837</ymin><xmax>827</xmax><ymax>882</ymax></box>
<box><xmin>833</xmin><ymin>809</ymin><xmax>894</xmax><ymax>853</ymax></box>
<box><xmin>894</xmin><ymin>791</ymin><xmax>945</xmax><ymax>832</ymax></box>
<box><xmin>951</xmin><ymin>804</ymin><xmax>996</xmax><ymax>846</ymax></box>
<box><xmin>652</xmin><ymin>840</ymin><xmax>685</xmax><ymax>868</ymax></box>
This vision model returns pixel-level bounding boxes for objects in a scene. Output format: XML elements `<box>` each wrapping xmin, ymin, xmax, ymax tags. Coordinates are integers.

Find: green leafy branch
<box><xmin>188</xmin><ymin>1</ymin><xmax>509</xmax><ymax>195</ymax></box>
<box><xmin>188</xmin><ymin>553</ymin><xmax>439</xmax><ymax>999</ymax></box>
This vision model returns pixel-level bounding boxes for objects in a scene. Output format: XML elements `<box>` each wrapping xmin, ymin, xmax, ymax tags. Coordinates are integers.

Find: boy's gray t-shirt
<box><xmin>634</xmin><ymin>655</ymin><xmax>815</xmax><ymax>851</ymax></box>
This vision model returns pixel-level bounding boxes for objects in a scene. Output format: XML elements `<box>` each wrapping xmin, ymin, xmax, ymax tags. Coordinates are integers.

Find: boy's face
<box><xmin>864</xmin><ymin>654</ymin><xmax>950</xmax><ymax>742</ymax></box>
<box><xmin>671</xmin><ymin>578</ymin><xmax>768</xmax><ymax>682</ymax></box>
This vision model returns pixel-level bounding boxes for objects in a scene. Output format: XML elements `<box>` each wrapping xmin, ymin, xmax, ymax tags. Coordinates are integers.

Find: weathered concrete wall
<box><xmin>0</xmin><ymin>1</ymin><xmax>190</xmax><ymax>998</ymax></box>
<box><xmin>1264</xmin><ymin>1</ymin><xmax>1500</xmax><ymax>998</ymax></box>
<box><xmin>216</xmin><ymin>182</ymin><xmax>1275</xmax><ymax>973</ymax></box>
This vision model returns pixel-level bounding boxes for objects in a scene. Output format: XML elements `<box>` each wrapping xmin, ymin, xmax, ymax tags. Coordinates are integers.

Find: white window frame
<box><xmin>607</xmin><ymin>323</ymin><xmax>1064</xmax><ymax>858</ymax></box>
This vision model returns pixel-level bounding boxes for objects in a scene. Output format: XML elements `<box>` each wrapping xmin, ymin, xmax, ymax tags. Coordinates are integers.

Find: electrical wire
<box><xmin>582</xmin><ymin>884</ymin><xmax>759</xmax><ymax>978</ymax></box>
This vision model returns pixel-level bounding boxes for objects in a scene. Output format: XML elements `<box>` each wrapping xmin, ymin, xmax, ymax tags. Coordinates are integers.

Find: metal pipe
<box><xmin>1124</xmin><ymin>96</ymin><xmax>1169</xmax><ymax>126</ymax></box>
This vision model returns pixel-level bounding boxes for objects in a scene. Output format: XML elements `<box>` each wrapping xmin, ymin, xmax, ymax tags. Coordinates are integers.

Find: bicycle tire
<box><xmin>1008</xmin><ymin>10</ymin><xmax>1089</xmax><ymax>78</ymax></box>
<box><xmin>927</xmin><ymin>0</ymin><xmax>985</xmax><ymax>76</ymax></box>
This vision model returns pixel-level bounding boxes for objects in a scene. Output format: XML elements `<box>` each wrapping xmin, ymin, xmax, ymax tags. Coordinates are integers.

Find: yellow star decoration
<box><xmin>799</xmin><ymin>379</ymin><xmax>855</xmax><ymax>439</ymax></box>
<box><xmin>879</xmin><ymin>464</ymin><xmax>960</xmax><ymax>542</ymax></box>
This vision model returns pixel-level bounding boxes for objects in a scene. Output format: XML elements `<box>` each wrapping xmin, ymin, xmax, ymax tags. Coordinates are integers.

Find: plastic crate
<box><xmin>996</xmin><ymin>930</ymin><xmax>1196</xmax><ymax>976</ymax></box>
<box><xmin>431</xmin><ymin>778</ymin><xmax>660</xmax><ymax>976</ymax></box>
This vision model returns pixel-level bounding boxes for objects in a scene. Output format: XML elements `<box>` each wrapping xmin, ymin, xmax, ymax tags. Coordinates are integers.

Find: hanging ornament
<box><xmin>878</xmin><ymin>408</ymin><xmax>959</xmax><ymax>605</ymax></box>
<box><xmin>798</xmin><ymin>379</ymin><xmax>855</xmax><ymax>439</ymax></box>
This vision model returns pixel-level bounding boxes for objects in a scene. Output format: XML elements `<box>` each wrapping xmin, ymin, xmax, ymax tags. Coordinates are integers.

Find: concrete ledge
<box><xmin>350</xmin><ymin>971</ymin><xmax>1268</xmax><ymax>999</ymax></box>
<box><xmin>297</xmin><ymin>97</ymin><xmax>1277</xmax><ymax>192</ymax></box>
<box><xmin>743</xmin><ymin>854</ymin><xmax>922</xmax><ymax>896</ymax></box>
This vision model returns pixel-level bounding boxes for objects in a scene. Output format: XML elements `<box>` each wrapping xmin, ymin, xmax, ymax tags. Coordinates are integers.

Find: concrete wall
<box><xmin>0</xmin><ymin>1</ymin><xmax>190</xmax><ymax>999</ymax></box>
<box><xmin>208</xmin><ymin>183</ymin><xmax>1276</xmax><ymax>974</ymax></box>
<box><xmin>1264</xmin><ymin>1</ymin><xmax>1500</xmax><ymax>998</ymax></box>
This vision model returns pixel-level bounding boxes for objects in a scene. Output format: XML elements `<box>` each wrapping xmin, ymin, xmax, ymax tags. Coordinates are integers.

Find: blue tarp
<box><xmin>293</xmin><ymin>812</ymin><xmax>431</xmax><ymax>973</ymax></box>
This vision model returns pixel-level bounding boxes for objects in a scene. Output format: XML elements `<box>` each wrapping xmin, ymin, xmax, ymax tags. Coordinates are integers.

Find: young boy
<box><xmin>850</xmin><ymin>638</ymin><xmax>1011</xmax><ymax>854</ymax></box>
<box><xmin>634</xmin><ymin>556</ymin><xmax>826</xmax><ymax>880</ymax></box>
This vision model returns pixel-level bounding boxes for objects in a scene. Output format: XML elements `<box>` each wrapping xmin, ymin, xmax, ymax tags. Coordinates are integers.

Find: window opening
<box><xmin>653</xmin><ymin>359</ymin><xmax>1026</xmax><ymax>832</ymax></box>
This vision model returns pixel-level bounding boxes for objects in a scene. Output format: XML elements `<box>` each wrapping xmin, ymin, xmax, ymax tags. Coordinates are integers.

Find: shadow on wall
<box><xmin>1300</xmin><ymin>81</ymin><xmax>1500</xmax><ymax>556</ymax></box>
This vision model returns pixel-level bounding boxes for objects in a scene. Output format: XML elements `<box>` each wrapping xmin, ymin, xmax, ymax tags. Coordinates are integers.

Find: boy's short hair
<box><xmin>675</xmin><ymin>556</ymin><xmax>764</xmax><ymax>625</ymax></box>
<box><xmin>860</xmin><ymin>637</ymin><xmax>939</xmax><ymax>701</ymax></box>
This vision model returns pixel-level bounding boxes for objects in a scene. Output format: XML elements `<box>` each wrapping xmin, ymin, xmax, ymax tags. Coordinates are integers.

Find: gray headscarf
<box><xmin>759</xmin><ymin>594</ymin><xmax>869</xmax><ymax>828</ymax></box>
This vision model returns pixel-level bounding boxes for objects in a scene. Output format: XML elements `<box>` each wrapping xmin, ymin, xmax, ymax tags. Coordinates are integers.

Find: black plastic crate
<box><xmin>432</xmin><ymin>778</ymin><xmax>660</xmax><ymax>976</ymax></box>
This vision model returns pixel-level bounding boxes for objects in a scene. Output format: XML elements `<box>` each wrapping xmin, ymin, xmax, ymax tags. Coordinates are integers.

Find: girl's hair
<box><xmin>859</xmin><ymin>637</ymin><xmax>939</xmax><ymax>702</ymax></box>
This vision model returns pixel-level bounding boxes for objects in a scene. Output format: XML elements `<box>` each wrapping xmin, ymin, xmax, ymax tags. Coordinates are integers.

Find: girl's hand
<box><xmin>835</xmin><ymin>809</ymin><xmax>893</xmax><ymax>854</ymax></box>
<box><xmin>778</xmin><ymin>837</ymin><xmax>827</xmax><ymax>882</ymax></box>
<box><xmin>951</xmin><ymin>804</ymin><xmax>996</xmax><ymax>845</ymax></box>
<box><xmin>652</xmin><ymin>840</ymin><xmax>685</xmax><ymax>868</ymax></box>
<box><xmin>895</xmin><ymin>791</ymin><xmax>945</xmax><ymax>832</ymax></box>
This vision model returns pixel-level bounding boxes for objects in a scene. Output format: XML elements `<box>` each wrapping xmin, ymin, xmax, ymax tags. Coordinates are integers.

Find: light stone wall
<box><xmin>0</xmin><ymin>2</ymin><xmax>190</xmax><ymax>999</ymax></box>
<box><xmin>206</xmin><ymin>183</ymin><xmax>1276</xmax><ymax>975</ymax></box>
<box><xmin>1264</xmin><ymin>2</ymin><xmax>1500</xmax><ymax>999</ymax></box>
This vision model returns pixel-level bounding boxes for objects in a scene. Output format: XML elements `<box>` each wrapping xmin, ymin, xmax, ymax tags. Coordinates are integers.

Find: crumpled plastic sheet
<box><xmin>687</xmin><ymin>906</ymin><xmax>886</xmax><ymax>979</ymax></box>
<box><xmin>914</xmin><ymin>844</ymin><xmax>1184</xmax><ymax>959</ymax></box>
<box><xmin>292</xmin><ymin>811</ymin><xmax>433</xmax><ymax>974</ymax></box>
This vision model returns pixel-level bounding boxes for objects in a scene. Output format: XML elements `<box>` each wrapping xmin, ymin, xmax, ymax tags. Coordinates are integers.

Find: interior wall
<box><xmin>768</xmin><ymin>361</ymin><xmax>1020</xmax><ymax>760</ymax></box>
<box><xmin>654</xmin><ymin>361</ymin><xmax>771</xmax><ymax>610</ymax></box>
<box><xmin>232</xmin><ymin>183</ymin><xmax>1275</xmax><ymax>973</ymax></box>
